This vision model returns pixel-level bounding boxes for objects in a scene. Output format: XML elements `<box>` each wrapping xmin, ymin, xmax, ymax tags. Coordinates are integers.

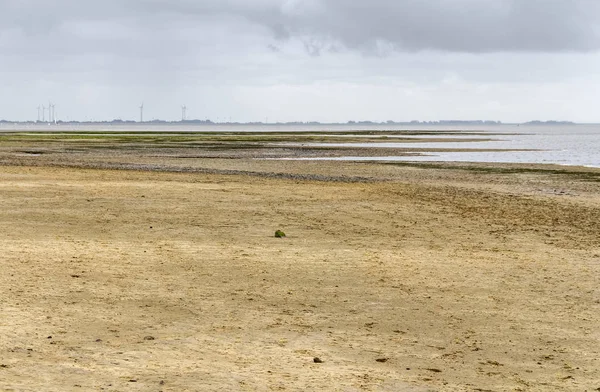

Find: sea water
<box><xmin>279</xmin><ymin>125</ymin><xmax>600</xmax><ymax>168</ymax></box>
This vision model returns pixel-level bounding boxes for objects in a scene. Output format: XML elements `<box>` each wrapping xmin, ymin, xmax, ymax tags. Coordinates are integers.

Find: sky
<box><xmin>1</xmin><ymin>0</ymin><xmax>600</xmax><ymax>123</ymax></box>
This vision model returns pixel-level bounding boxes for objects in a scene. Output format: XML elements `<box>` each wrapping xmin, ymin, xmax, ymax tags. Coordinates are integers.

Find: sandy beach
<box><xmin>1</xmin><ymin>133</ymin><xmax>599</xmax><ymax>391</ymax></box>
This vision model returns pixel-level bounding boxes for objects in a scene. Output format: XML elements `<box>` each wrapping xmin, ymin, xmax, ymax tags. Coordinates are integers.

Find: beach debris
<box><xmin>313</xmin><ymin>357</ymin><xmax>323</xmax><ymax>363</ymax></box>
<box><xmin>376</xmin><ymin>358</ymin><xmax>389</xmax><ymax>363</ymax></box>
<box><xmin>275</xmin><ymin>230</ymin><xmax>286</xmax><ymax>238</ymax></box>
<box><xmin>143</xmin><ymin>336</ymin><xmax>155</xmax><ymax>341</ymax></box>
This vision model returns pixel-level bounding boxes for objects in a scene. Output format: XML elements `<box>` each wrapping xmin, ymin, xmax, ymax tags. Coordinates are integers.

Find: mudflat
<box><xmin>1</xmin><ymin>137</ymin><xmax>599</xmax><ymax>391</ymax></box>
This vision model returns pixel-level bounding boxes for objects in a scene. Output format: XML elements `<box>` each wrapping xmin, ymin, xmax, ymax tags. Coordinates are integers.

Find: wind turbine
<box><xmin>49</xmin><ymin>103</ymin><xmax>56</xmax><ymax>124</ymax></box>
<box><xmin>139</xmin><ymin>103</ymin><xmax>144</xmax><ymax>123</ymax></box>
<box><xmin>42</xmin><ymin>105</ymin><xmax>46</xmax><ymax>122</ymax></box>
<box><xmin>181</xmin><ymin>105</ymin><xmax>187</xmax><ymax>121</ymax></box>
<box><xmin>37</xmin><ymin>106</ymin><xmax>41</xmax><ymax>122</ymax></box>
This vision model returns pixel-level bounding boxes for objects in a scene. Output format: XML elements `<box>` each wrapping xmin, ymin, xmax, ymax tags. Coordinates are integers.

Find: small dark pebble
<box><xmin>47</xmin><ymin>336</ymin><xmax>52</xmax><ymax>339</ymax></box>
<box><xmin>159</xmin><ymin>380</ymin><xmax>165</xmax><ymax>385</ymax></box>
<box><xmin>0</xmin><ymin>364</ymin><xmax>8</xmax><ymax>368</ymax></box>
<box><xmin>71</xmin><ymin>275</ymin><xmax>81</xmax><ymax>278</ymax></box>
<box><xmin>144</xmin><ymin>336</ymin><xmax>155</xmax><ymax>341</ymax></box>
<box><xmin>95</xmin><ymin>339</ymin><xmax>102</xmax><ymax>342</ymax></box>
<box><xmin>426</xmin><ymin>368</ymin><xmax>442</xmax><ymax>373</ymax></box>
<box><xmin>376</xmin><ymin>358</ymin><xmax>389</xmax><ymax>363</ymax></box>
<box><xmin>313</xmin><ymin>357</ymin><xmax>323</xmax><ymax>363</ymax></box>
<box><xmin>129</xmin><ymin>379</ymin><xmax>137</xmax><ymax>383</ymax></box>
<box><xmin>406</xmin><ymin>368</ymin><xmax>411</xmax><ymax>370</ymax></box>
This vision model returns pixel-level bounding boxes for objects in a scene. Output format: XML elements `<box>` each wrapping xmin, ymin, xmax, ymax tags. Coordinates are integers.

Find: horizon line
<box><xmin>0</xmin><ymin>119</ymin><xmax>582</xmax><ymax>126</ymax></box>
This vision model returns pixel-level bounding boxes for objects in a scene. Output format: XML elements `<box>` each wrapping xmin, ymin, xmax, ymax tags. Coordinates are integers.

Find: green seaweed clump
<box><xmin>275</xmin><ymin>230</ymin><xmax>286</xmax><ymax>238</ymax></box>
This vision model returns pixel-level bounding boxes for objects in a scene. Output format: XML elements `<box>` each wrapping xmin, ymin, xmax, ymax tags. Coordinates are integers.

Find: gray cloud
<box><xmin>266</xmin><ymin>0</ymin><xmax>600</xmax><ymax>53</ymax></box>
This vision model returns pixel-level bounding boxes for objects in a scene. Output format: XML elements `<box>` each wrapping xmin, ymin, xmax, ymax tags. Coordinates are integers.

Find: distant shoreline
<box><xmin>0</xmin><ymin>120</ymin><xmax>581</xmax><ymax>127</ymax></box>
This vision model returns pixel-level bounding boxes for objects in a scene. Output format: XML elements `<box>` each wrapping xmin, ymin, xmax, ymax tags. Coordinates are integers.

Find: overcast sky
<box><xmin>1</xmin><ymin>0</ymin><xmax>600</xmax><ymax>123</ymax></box>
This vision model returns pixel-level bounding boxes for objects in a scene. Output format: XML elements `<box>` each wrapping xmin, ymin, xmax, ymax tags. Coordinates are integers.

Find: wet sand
<box><xmin>0</xmin><ymin>136</ymin><xmax>599</xmax><ymax>391</ymax></box>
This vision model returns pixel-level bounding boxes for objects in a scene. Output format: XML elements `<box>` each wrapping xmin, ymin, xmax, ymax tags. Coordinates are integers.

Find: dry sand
<box><xmin>1</xmin><ymin>157</ymin><xmax>599</xmax><ymax>391</ymax></box>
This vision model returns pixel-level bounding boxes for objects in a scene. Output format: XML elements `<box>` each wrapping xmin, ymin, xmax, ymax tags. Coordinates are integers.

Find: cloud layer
<box><xmin>1</xmin><ymin>1</ymin><xmax>599</xmax><ymax>122</ymax></box>
<box><xmin>2</xmin><ymin>0</ymin><xmax>600</xmax><ymax>59</ymax></box>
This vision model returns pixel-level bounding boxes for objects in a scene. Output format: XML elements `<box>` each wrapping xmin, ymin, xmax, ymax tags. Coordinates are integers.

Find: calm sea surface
<box><xmin>2</xmin><ymin>123</ymin><xmax>599</xmax><ymax>167</ymax></box>
<box><xmin>284</xmin><ymin>125</ymin><xmax>600</xmax><ymax>167</ymax></box>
